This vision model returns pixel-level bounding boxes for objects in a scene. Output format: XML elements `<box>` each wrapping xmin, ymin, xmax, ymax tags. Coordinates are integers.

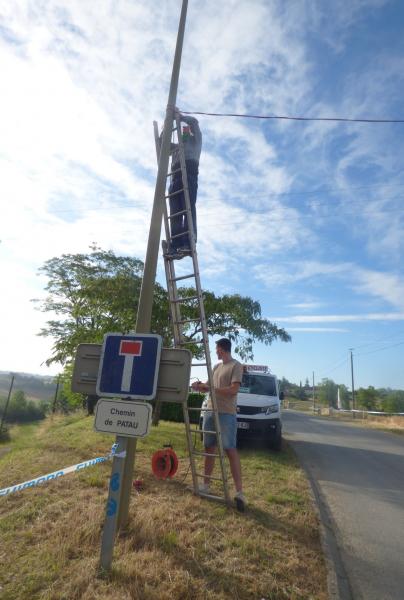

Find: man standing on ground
<box><xmin>166</xmin><ymin>112</ymin><xmax>202</xmax><ymax>258</ymax></box>
<box><xmin>191</xmin><ymin>338</ymin><xmax>246</xmax><ymax>511</ymax></box>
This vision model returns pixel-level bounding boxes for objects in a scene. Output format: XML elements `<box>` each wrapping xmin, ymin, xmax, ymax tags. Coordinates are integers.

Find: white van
<box><xmin>199</xmin><ymin>365</ymin><xmax>283</xmax><ymax>451</ymax></box>
<box><xmin>236</xmin><ymin>365</ymin><xmax>283</xmax><ymax>450</ymax></box>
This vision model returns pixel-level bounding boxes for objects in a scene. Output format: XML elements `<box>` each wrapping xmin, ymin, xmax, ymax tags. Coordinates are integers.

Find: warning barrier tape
<box><xmin>0</xmin><ymin>445</ymin><xmax>126</xmax><ymax>498</ymax></box>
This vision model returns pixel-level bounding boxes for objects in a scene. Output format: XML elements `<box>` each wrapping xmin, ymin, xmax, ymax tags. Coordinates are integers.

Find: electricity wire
<box><xmin>180</xmin><ymin>110</ymin><xmax>404</xmax><ymax>124</ymax></box>
<box><xmin>355</xmin><ymin>340</ymin><xmax>404</xmax><ymax>357</ymax></box>
<box><xmin>318</xmin><ymin>356</ymin><xmax>349</xmax><ymax>379</ymax></box>
<box><xmin>350</xmin><ymin>331</ymin><xmax>404</xmax><ymax>351</ymax></box>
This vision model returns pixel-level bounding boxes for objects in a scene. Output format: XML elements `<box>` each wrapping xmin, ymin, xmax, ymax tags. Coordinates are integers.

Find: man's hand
<box><xmin>191</xmin><ymin>380</ymin><xmax>209</xmax><ymax>393</ymax></box>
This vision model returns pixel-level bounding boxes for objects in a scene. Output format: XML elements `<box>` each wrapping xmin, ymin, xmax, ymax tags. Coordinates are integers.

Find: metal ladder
<box><xmin>153</xmin><ymin>112</ymin><xmax>230</xmax><ymax>504</ymax></box>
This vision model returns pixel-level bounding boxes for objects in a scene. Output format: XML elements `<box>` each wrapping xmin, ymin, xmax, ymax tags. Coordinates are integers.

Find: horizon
<box><xmin>1</xmin><ymin>1</ymin><xmax>404</xmax><ymax>390</ymax></box>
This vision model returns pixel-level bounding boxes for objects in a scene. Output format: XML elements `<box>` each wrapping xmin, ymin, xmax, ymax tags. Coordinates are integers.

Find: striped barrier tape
<box><xmin>0</xmin><ymin>443</ymin><xmax>126</xmax><ymax>498</ymax></box>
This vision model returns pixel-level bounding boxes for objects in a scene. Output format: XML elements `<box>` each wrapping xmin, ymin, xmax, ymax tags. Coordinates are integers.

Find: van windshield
<box><xmin>239</xmin><ymin>373</ymin><xmax>277</xmax><ymax>396</ymax></box>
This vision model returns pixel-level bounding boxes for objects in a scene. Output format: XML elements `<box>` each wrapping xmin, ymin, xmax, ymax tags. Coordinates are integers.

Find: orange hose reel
<box><xmin>151</xmin><ymin>448</ymin><xmax>179</xmax><ymax>479</ymax></box>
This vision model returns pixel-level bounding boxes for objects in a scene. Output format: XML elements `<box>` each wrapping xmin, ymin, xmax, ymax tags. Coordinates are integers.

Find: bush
<box><xmin>0</xmin><ymin>390</ymin><xmax>47</xmax><ymax>424</ymax></box>
<box><xmin>0</xmin><ymin>425</ymin><xmax>10</xmax><ymax>442</ymax></box>
<box><xmin>382</xmin><ymin>392</ymin><xmax>404</xmax><ymax>414</ymax></box>
<box><xmin>159</xmin><ymin>392</ymin><xmax>205</xmax><ymax>424</ymax></box>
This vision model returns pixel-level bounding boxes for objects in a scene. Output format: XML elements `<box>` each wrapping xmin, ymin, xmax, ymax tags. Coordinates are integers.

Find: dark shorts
<box><xmin>203</xmin><ymin>412</ymin><xmax>237</xmax><ymax>450</ymax></box>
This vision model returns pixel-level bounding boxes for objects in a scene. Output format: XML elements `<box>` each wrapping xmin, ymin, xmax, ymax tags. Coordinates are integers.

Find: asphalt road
<box><xmin>282</xmin><ymin>410</ymin><xmax>404</xmax><ymax>600</ymax></box>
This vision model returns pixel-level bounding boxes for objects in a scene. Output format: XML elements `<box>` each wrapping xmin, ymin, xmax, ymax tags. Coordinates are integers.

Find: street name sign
<box><xmin>94</xmin><ymin>399</ymin><xmax>152</xmax><ymax>438</ymax></box>
<box><xmin>96</xmin><ymin>333</ymin><xmax>162</xmax><ymax>399</ymax></box>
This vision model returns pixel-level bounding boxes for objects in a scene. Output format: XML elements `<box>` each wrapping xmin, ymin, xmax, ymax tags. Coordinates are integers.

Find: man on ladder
<box><xmin>155</xmin><ymin>111</ymin><xmax>231</xmax><ymax>507</ymax></box>
<box><xmin>165</xmin><ymin>111</ymin><xmax>202</xmax><ymax>259</ymax></box>
<box><xmin>192</xmin><ymin>338</ymin><xmax>247</xmax><ymax>512</ymax></box>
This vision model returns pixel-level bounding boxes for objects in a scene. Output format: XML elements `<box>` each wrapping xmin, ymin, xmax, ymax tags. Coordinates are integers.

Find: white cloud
<box><xmin>0</xmin><ymin>0</ymin><xmax>403</xmax><ymax>383</ymax></box>
<box><xmin>288</xmin><ymin>302</ymin><xmax>325</xmax><ymax>310</ymax></box>
<box><xmin>355</xmin><ymin>270</ymin><xmax>404</xmax><ymax>311</ymax></box>
<box><xmin>287</xmin><ymin>327</ymin><xmax>348</xmax><ymax>332</ymax></box>
<box><xmin>256</xmin><ymin>260</ymin><xmax>404</xmax><ymax>312</ymax></box>
<box><xmin>272</xmin><ymin>313</ymin><xmax>404</xmax><ymax>323</ymax></box>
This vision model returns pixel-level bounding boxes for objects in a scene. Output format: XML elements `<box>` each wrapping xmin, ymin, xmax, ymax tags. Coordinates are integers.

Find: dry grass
<box><xmin>327</xmin><ymin>411</ymin><xmax>404</xmax><ymax>435</ymax></box>
<box><xmin>0</xmin><ymin>413</ymin><xmax>328</xmax><ymax>600</ymax></box>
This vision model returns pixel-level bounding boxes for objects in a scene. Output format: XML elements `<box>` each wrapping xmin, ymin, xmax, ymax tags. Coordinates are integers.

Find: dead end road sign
<box><xmin>96</xmin><ymin>333</ymin><xmax>162</xmax><ymax>400</ymax></box>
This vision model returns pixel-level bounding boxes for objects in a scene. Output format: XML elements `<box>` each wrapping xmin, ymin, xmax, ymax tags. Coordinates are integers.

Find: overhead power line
<box><xmin>181</xmin><ymin>110</ymin><xmax>404</xmax><ymax>124</ymax></box>
<box><xmin>351</xmin><ymin>330</ymin><xmax>404</xmax><ymax>351</ymax></box>
<box><xmin>355</xmin><ymin>340</ymin><xmax>404</xmax><ymax>357</ymax></box>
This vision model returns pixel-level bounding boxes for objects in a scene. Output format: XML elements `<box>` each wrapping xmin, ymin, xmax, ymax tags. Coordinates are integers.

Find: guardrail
<box><xmin>330</xmin><ymin>408</ymin><xmax>404</xmax><ymax>418</ymax></box>
<box><xmin>284</xmin><ymin>401</ymin><xmax>404</xmax><ymax>419</ymax></box>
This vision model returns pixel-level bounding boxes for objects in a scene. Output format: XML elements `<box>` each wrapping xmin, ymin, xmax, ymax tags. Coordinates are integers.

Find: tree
<box><xmin>356</xmin><ymin>386</ymin><xmax>378</xmax><ymax>411</ymax></box>
<box><xmin>338</xmin><ymin>384</ymin><xmax>350</xmax><ymax>409</ymax></box>
<box><xmin>382</xmin><ymin>390</ymin><xmax>404</xmax><ymax>413</ymax></box>
<box><xmin>318</xmin><ymin>378</ymin><xmax>338</xmax><ymax>407</ymax></box>
<box><xmin>34</xmin><ymin>246</ymin><xmax>291</xmax><ymax>367</ymax></box>
<box><xmin>297</xmin><ymin>381</ymin><xmax>306</xmax><ymax>400</ymax></box>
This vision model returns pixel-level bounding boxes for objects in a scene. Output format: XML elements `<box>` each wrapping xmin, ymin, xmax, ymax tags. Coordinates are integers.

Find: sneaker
<box><xmin>164</xmin><ymin>249</ymin><xmax>182</xmax><ymax>260</ymax></box>
<box><xmin>177</xmin><ymin>246</ymin><xmax>192</xmax><ymax>256</ymax></box>
<box><xmin>198</xmin><ymin>483</ymin><xmax>210</xmax><ymax>494</ymax></box>
<box><xmin>234</xmin><ymin>491</ymin><xmax>246</xmax><ymax>512</ymax></box>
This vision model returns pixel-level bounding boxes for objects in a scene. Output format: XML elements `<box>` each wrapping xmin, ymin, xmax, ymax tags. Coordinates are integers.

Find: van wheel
<box><xmin>268</xmin><ymin>422</ymin><xmax>282</xmax><ymax>451</ymax></box>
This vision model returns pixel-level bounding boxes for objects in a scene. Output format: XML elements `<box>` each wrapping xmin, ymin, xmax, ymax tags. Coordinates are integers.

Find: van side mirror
<box><xmin>279</xmin><ymin>391</ymin><xmax>284</xmax><ymax>401</ymax></box>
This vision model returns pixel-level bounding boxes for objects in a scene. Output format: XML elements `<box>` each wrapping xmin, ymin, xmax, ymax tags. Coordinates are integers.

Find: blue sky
<box><xmin>1</xmin><ymin>0</ymin><xmax>404</xmax><ymax>390</ymax></box>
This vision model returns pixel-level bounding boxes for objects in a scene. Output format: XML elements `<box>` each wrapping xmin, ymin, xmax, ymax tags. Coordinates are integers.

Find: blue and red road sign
<box><xmin>96</xmin><ymin>333</ymin><xmax>162</xmax><ymax>399</ymax></box>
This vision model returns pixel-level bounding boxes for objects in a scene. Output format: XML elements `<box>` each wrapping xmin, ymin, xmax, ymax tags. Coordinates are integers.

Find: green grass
<box><xmin>0</xmin><ymin>412</ymin><xmax>328</xmax><ymax>599</ymax></box>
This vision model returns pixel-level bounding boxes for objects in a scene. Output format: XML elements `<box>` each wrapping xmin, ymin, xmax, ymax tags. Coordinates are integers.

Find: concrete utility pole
<box><xmin>350</xmin><ymin>349</ymin><xmax>355</xmax><ymax>417</ymax></box>
<box><xmin>117</xmin><ymin>0</ymin><xmax>189</xmax><ymax>530</ymax></box>
<box><xmin>0</xmin><ymin>374</ymin><xmax>15</xmax><ymax>434</ymax></box>
<box><xmin>52</xmin><ymin>375</ymin><xmax>61</xmax><ymax>413</ymax></box>
<box><xmin>312</xmin><ymin>371</ymin><xmax>315</xmax><ymax>412</ymax></box>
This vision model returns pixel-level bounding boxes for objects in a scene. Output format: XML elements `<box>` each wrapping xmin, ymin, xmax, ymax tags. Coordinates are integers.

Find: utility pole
<box><xmin>52</xmin><ymin>375</ymin><xmax>61</xmax><ymax>413</ymax></box>
<box><xmin>349</xmin><ymin>349</ymin><xmax>355</xmax><ymax>417</ymax></box>
<box><xmin>0</xmin><ymin>374</ymin><xmax>15</xmax><ymax>434</ymax></box>
<box><xmin>116</xmin><ymin>0</ymin><xmax>189</xmax><ymax>531</ymax></box>
<box><xmin>312</xmin><ymin>371</ymin><xmax>315</xmax><ymax>412</ymax></box>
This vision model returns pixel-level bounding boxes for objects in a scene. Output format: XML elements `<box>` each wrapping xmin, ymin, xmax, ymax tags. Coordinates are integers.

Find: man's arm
<box><xmin>215</xmin><ymin>382</ymin><xmax>241</xmax><ymax>397</ymax></box>
<box><xmin>180</xmin><ymin>115</ymin><xmax>202</xmax><ymax>145</ymax></box>
<box><xmin>191</xmin><ymin>380</ymin><xmax>241</xmax><ymax>396</ymax></box>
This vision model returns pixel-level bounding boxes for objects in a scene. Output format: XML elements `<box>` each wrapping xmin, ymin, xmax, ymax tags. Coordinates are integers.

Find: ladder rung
<box><xmin>167</xmin><ymin>167</ymin><xmax>181</xmax><ymax>178</ymax></box>
<box><xmin>185</xmin><ymin>406</ymin><xmax>210</xmax><ymax>412</ymax></box>
<box><xmin>187</xmin><ymin>486</ymin><xmax>226</xmax><ymax>502</ymax></box>
<box><xmin>191</xmin><ymin>450</ymin><xmax>220</xmax><ymax>458</ymax></box>
<box><xmin>165</xmin><ymin>188</ymin><xmax>184</xmax><ymax>199</ymax></box>
<box><xmin>172</xmin><ymin>295</ymin><xmax>199</xmax><ymax>303</ymax></box>
<box><xmin>195</xmin><ymin>472</ymin><xmax>224</xmax><ymax>482</ymax></box>
<box><xmin>170</xmin><ymin>273</ymin><xmax>195</xmax><ymax>282</ymax></box>
<box><xmin>174</xmin><ymin>318</ymin><xmax>201</xmax><ymax>325</ymax></box>
<box><xmin>168</xmin><ymin>209</ymin><xmax>187</xmax><ymax>219</ymax></box>
<box><xmin>180</xmin><ymin>339</ymin><xmax>205</xmax><ymax>345</ymax></box>
<box><xmin>192</xmin><ymin>362</ymin><xmax>207</xmax><ymax>367</ymax></box>
<box><xmin>197</xmin><ymin>491</ymin><xmax>227</xmax><ymax>502</ymax></box>
<box><xmin>189</xmin><ymin>428</ymin><xmax>216</xmax><ymax>435</ymax></box>
<box><xmin>171</xmin><ymin>230</ymin><xmax>192</xmax><ymax>240</ymax></box>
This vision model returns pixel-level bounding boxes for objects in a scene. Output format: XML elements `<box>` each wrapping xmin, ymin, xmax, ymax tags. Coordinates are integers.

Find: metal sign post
<box><xmin>117</xmin><ymin>0</ymin><xmax>189</xmax><ymax>530</ymax></box>
<box><xmin>97</xmin><ymin>334</ymin><xmax>161</xmax><ymax>571</ymax></box>
<box><xmin>99</xmin><ymin>436</ymin><xmax>128</xmax><ymax>571</ymax></box>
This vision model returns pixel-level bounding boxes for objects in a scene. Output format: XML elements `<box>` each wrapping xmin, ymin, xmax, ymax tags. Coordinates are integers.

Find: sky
<box><xmin>1</xmin><ymin>0</ymin><xmax>404</xmax><ymax>390</ymax></box>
